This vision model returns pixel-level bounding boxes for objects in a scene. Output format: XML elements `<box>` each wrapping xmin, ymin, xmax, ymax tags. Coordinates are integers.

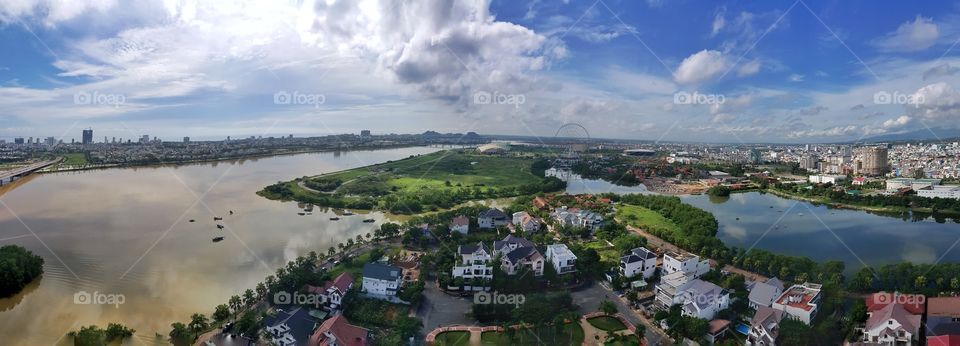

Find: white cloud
<box><xmin>736</xmin><ymin>59</ymin><xmax>761</xmax><ymax>77</ymax></box>
<box><xmin>872</xmin><ymin>15</ymin><xmax>939</xmax><ymax>52</ymax></box>
<box><xmin>882</xmin><ymin>115</ymin><xmax>912</xmax><ymax>129</ymax></box>
<box><xmin>909</xmin><ymin>82</ymin><xmax>960</xmax><ymax>120</ymax></box>
<box><xmin>788</xmin><ymin>74</ymin><xmax>804</xmax><ymax>82</ymax></box>
<box><xmin>674</xmin><ymin>49</ymin><xmax>729</xmax><ymax>84</ymax></box>
<box><xmin>711</xmin><ymin>8</ymin><xmax>726</xmax><ymax>37</ymax></box>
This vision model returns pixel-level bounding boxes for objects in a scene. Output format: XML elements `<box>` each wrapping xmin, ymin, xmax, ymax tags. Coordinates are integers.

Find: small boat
<box><xmin>214</xmin><ymin>217</ymin><xmax>223</xmax><ymax>221</ymax></box>
<box><xmin>216</xmin><ymin>224</ymin><xmax>225</xmax><ymax>229</ymax></box>
<box><xmin>306</xmin><ymin>213</ymin><xmax>313</xmax><ymax>215</ymax></box>
<box><xmin>229</xmin><ymin>210</ymin><xmax>234</xmax><ymax>215</ymax></box>
<box><xmin>330</xmin><ymin>217</ymin><xmax>340</xmax><ymax>221</ymax></box>
<box><xmin>212</xmin><ymin>236</ymin><xmax>224</xmax><ymax>242</ymax></box>
<box><xmin>735</xmin><ymin>217</ymin><xmax>740</xmax><ymax>220</ymax></box>
<box><xmin>298</xmin><ymin>212</ymin><xmax>305</xmax><ymax>216</ymax></box>
<box><xmin>769</xmin><ymin>206</ymin><xmax>774</xmax><ymax>208</ymax></box>
<box><xmin>189</xmin><ymin>219</ymin><xmax>195</xmax><ymax>223</ymax></box>
<box><xmin>342</xmin><ymin>210</ymin><xmax>354</xmax><ymax>216</ymax></box>
<box><xmin>362</xmin><ymin>219</ymin><xmax>375</xmax><ymax>223</ymax></box>
<box><xmin>798</xmin><ymin>213</ymin><xmax>804</xmax><ymax>216</ymax></box>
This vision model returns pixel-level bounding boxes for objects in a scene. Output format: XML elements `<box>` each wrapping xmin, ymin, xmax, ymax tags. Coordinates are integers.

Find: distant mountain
<box><xmin>860</xmin><ymin>127</ymin><xmax>960</xmax><ymax>143</ymax></box>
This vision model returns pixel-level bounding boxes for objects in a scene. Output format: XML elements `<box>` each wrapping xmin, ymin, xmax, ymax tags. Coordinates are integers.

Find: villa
<box><xmin>304</xmin><ymin>272</ymin><xmax>354</xmax><ymax>312</ymax></box>
<box><xmin>861</xmin><ymin>292</ymin><xmax>923</xmax><ymax>345</ymax></box>
<box><xmin>511</xmin><ymin>211</ymin><xmax>543</xmax><ymax>233</ymax></box>
<box><xmin>620</xmin><ymin>247</ymin><xmax>658</xmax><ymax>279</ymax></box>
<box><xmin>452</xmin><ymin>242</ymin><xmax>493</xmax><ymax>280</ymax></box>
<box><xmin>662</xmin><ymin>251</ymin><xmax>710</xmax><ymax>279</ymax></box>
<box><xmin>308</xmin><ymin>314</ymin><xmax>369</xmax><ymax>346</ymax></box>
<box><xmin>478</xmin><ymin>208</ymin><xmax>509</xmax><ymax>229</ymax></box>
<box><xmin>549</xmin><ymin>206</ymin><xmax>604</xmax><ymax>231</ymax></box>
<box><xmin>361</xmin><ymin>263</ymin><xmax>403</xmax><ymax>298</ymax></box>
<box><xmin>545</xmin><ymin>244</ymin><xmax>577</xmax><ymax>274</ymax></box>
<box><xmin>747</xmin><ymin>277</ymin><xmax>784</xmax><ymax>310</ymax></box>
<box><xmin>450</xmin><ymin>215</ymin><xmax>470</xmax><ymax>234</ymax></box>
<box><xmin>771</xmin><ymin>282</ymin><xmax>822</xmax><ymax>325</ymax></box>
<box><xmin>492</xmin><ymin>235</ymin><xmax>544</xmax><ymax>276</ymax></box>
<box><xmin>747</xmin><ymin>306</ymin><xmax>784</xmax><ymax>346</ymax></box>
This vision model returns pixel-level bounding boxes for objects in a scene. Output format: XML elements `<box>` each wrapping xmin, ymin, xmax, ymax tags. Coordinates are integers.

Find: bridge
<box><xmin>0</xmin><ymin>158</ymin><xmax>62</xmax><ymax>185</ymax></box>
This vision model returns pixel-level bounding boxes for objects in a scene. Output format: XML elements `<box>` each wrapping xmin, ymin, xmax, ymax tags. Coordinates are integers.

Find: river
<box><xmin>558</xmin><ymin>171</ymin><xmax>960</xmax><ymax>273</ymax></box>
<box><xmin>0</xmin><ymin>146</ymin><xmax>439</xmax><ymax>346</ymax></box>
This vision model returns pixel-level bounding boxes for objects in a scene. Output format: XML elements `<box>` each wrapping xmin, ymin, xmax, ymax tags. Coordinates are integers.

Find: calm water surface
<box><xmin>0</xmin><ymin>147</ymin><xmax>439</xmax><ymax>346</ymax></box>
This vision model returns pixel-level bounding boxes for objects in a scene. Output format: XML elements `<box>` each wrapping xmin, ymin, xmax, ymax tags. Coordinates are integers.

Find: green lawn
<box><xmin>61</xmin><ymin>153</ymin><xmax>88</xmax><ymax>166</ymax></box>
<box><xmin>604</xmin><ymin>335</ymin><xmax>641</xmax><ymax>346</ymax></box>
<box><xmin>616</xmin><ymin>204</ymin><xmax>680</xmax><ymax>232</ymax></box>
<box><xmin>435</xmin><ymin>331</ymin><xmax>471</xmax><ymax>346</ymax></box>
<box><xmin>480</xmin><ymin>323</ymin><xmax>585</xmax><ymax>346</ymax></box>
<box><xmin>259</xmin><ymin>150</ymin><xmax>560</xmax><ymax>214</ymax></box>
<box><xmin>584</xmin><ymin>240</ymin><xmax>621</xmax><ymax>264</ymax></box>
<box><xmin>587</xmin><ymin>316</ymin><xmax>627</xmax><ymax>332</ymax></box>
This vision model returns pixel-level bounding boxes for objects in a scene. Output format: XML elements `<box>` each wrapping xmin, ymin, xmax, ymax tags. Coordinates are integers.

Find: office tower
<box><xmin>183</xmin><ymin>137</ymin><xmax>190</xmax><ymax>143</ymax></box>
<box><xmin>82</xmin><ymin>129</ymin><xmax>93</xmax><ymax>144</ymax></box>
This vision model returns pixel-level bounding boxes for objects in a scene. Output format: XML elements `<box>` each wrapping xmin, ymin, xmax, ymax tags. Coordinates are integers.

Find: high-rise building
<box><xmin>14</xmin><ymin>137</ymin><xmax>24</xmax><ymax>144</ymax></box>
<box><xmin>856</xmin><ymin>146</ymin><xmax>888</xmax><ymax>176</ymax></box>
<box><xmin>183</xmin><ymin>137</ymin><xmax>190</xmax><ymax>143</ymax></box>
<box><xmin>140</xmin><ymin>135</ymin><xmax>150</xmax><ymax>143</ymax></box>
<box><xmin>799</xmin><ymin>154</ymin><xmax>819</xmax><ymax>171</ymax></box>
<box><xmin>360</xmin><ymin>130</ymin><xmax>371</xmax><ymax>137</ymax></box>
<box><xmin>82</xmin><ymin>129</ymin><xmax>93</xmax><ymax>144</ymax></box>
<box><xmin>45</xmin><ymin>137</ymin><xmax>57</xmax><ymax>146</ymax></box>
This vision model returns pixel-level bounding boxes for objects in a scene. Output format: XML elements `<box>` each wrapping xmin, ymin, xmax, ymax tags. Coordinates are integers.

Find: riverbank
<box><xmin>765</xmin><ymin>188</ymin><xmax>960</xmax><ymax>216</ymax></box>
<box><xmin>40</xmin><ymin>144</ymin><xmax>424</xmax><ymax>174</ymax></box>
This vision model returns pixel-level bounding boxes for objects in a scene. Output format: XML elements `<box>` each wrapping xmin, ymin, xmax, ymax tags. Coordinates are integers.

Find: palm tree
<box><xmin>243</xmin><ymin>289</ymin><xmax>255</xmax><ymax>306</ymax></box>
<box><xmin>328</xmin><ymin>247</ymin><xmax>336</xmax><ymax>257</ymax></box>
<box><xmin>228</xmin><ymin>295</ymin><xmax>242</xmax><ymax>313</ymax></box>
<box><xmin>256</xmin><ymin>283</ymin><xmax>267</xmax><ymax>299</ymax></box>
<box><xmin>188</xmin><ymin>313</ymin><xmax>209</xmax><ymax>335</ymax></box>
<box><xmin>356</xmin><ymin>234</ymin><xmax>364</xmax><ymax>244</ymax></box>
<box><xmin>337</xmin><ymin>243</ymin><xmax>345</xmax><ymax>252</ymax></box>
<box><xmin>365</xmin><ymin>233</ymin><xmax>372</xmax><ymax>241</ymax></box>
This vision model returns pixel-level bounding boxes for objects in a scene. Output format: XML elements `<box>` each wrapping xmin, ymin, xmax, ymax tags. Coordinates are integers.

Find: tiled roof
<box><xmin>866</xmin><ymin>292</ymin><xmax>925</xmax><ymax>315</ymax></box>
<box><xmin>929</xmin><ymin>297</ymin><xmax>960</xmax><ymax>317</ymax></box>
<box><xmin>309</xmin><ymin>314</ymin><xmax>369</xmax><ymax>346</ymax></box>
<box><xmin>479</xmin><ymin>208</ymin><xmax>507</xmax><ymax>219</ymax></box>
<box><xmin>362</xmin><ymin>263</ymin><xmax>401</xmax><ymax>281</ymax></box>
<box><xmin>451</xmin><ymin>215</ymin><xmax>469</xmax><ymax>226</ymax></box>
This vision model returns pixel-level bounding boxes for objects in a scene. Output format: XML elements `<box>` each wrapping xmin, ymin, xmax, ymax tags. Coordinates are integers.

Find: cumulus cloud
<box><xmin>882</xmin><ymin>115</ymin><xmax>912</xmax><ymax>129</ymax></box>
<box><xmin>909</xmin><ymin>82</ymin><xmax>960</xmax><ymax>121</ymax></box>
<box><xmin>872</xmin><ymin>15</ymin><xmax>939</xmax><ymax>52</ymax></box>
<box><xmin>788</xmin><ymin>74</ymin><xmax>804</xmax><ymax>82</ymax></box>
<box><xmin>674</xmin><ymin>50</ymin><xmax>729</xmax><ymax>84</ymax></box>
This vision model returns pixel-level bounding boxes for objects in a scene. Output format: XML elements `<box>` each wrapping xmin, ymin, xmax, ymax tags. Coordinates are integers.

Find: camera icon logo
<box><xmin>474</xmin><ymin>291</ymin><xmax>491</xmax><ymax>304</ymax></box>
<box><xmin>673</xmin><ymin>91</ymin><xmax>692</xmax><ymax>105</ymax></box>
<box><xmin>274</xmin><ymin>91</ymin><xmax>292</xmax><ymax>105</ymax></box>
<box><xmin>74</xmin><ymin>91</ymin><xmax>92</xmax><ymax>105</ymax></box>
<box><xmin>274</xmin><ymin>291</ymin><xmax>291</xmax><ymax>305</ymax></box>
<box><xmin>873</xmin><ymin>91</ymin><xmax>892</xmax><ymax>105</ymax></box>
<box><xmin>74</xmin><ymin>290</ymin><xmax>92</xmax><ymax>304</ymax></box>
<box><xmin>473</xmin><ymin>91</ymin><xmax>491</xmax><ymax>105</ymax></box>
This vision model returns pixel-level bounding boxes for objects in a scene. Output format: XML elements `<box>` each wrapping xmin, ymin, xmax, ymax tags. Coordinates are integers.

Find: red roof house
<box><xmin>309</xmin><ymin>314</ymin><xmax>369</xmax><ymax>346</ymax></box>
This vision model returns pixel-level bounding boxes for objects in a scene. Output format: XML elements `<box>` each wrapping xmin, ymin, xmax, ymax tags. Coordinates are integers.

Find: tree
<box><xmin>599</xmin><ymin>300</ymin><xmax>618</xmax><ymax>315</ymax></box>
<box><xmin>228</xmin><ymin>295</ymin><xmax>242</xmax><ymax>313</ymax></box>
<box><xmin>0</xmin><ymin>245</ymin><xmax>44</xmax><ymax>297</ymax></box>
<box><xmin>394</xmin><ymin>316</ymin><xmax>423</xmax><ymax>339</ymax></box>
<box><xmin>189</xmin><ymin>313</ymin><xmax>209</xmax><ymax>335</ymax></box>
<box><xmin>243</xmin><ymin>289</ymin><xmax>255</xmax><ymax>306</ymax></box>
<box><xmin>168</xmin><ymin>322</ymin><xmax>190</xmax><ymax>346</ymax></box>
<box><xmin>212</xmin><ymin>304</ymin><xmax>231</xmax><ymax>323</ymax></box>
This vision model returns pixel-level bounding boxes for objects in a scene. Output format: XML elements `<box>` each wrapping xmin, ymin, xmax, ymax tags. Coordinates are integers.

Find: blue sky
<box><xmin>1</xmin><ymin>0</ymin><xmax>960</xmax><ymax>143</ymax></box>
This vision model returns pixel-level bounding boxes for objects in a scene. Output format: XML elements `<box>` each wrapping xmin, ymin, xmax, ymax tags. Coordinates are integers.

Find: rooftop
<box><xmin>774</xmin><ymin>283</ymin><xmax>822</xmax><ymax>312</ymax></box>
<box><xmin>362</xmin><ymin>263</ymin><xmax>402</xmax><ymax>281</ymax></box>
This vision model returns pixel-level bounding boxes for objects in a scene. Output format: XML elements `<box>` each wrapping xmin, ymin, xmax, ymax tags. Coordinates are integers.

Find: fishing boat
<box><xmin>330</xmin><ymin>217</ymin><xmax>340</xmax><ymax>221</ymax></box>
<box><xmin>298</xmin><ymin>212</ymin><xmax>306</xmax><ymax>216</ymax></box>
<box><xmin>216</xmin><ymin>224</ymin><xmax>225</xmax><ymax>229</ymax></box>
<box><xmin>189</xmin><ymin>219</ymin><xmax>195</xmax><ymax>222</ymax></box>
<box><xmin>362</xmin><ymin>219</ymin><xmax>375</xmax><ymax>223</ymax></box>
<box><xmin>214</xmin><ymin>217</ymin><xmax>223</xmax><ymax>221</ymax></box>
<box><xmin>229</xmin><ymin>210</ymin><xmax>234</xmax><ymax>215</ymax></box>
<box><xmin>212</xmin><ymin>236</ymin><xmax>224</xmax><ymax>242</ymax></box>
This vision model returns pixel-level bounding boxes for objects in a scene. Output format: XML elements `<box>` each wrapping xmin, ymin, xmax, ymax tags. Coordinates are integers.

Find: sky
<box><xmin>1</xmin><ymin>0</ymin><xmax>960</xmax><ymax>143</ymax></box>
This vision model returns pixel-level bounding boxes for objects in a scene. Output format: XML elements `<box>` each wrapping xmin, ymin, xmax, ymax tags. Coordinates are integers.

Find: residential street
<box><xmin>571</xmin><ymin>281</ymin><xmax>670</xmax><ymax>346</ymax></box>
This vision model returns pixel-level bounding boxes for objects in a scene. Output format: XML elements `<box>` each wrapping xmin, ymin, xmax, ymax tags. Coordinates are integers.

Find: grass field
<box><xmin>259</xmin><ymin>150</ymin><xmax>560</xmax><ymax>214</ymax></box>
<box><xmin>480</xmin><ymin>323</ymin><xmax>585</xmax><ymax>346</ymax></box>
<box><xmin>584</xmin><ymin>240</ymin><xmax>620</xmax><ymax>265</ymax></box>
<box><xmin>586</xmin><ymin>316</ymin><xmax>627</xmax><ymax>332</ymax></box>
<box><xmin>616</xmin><ymin>204</ymin><xmax>680</xmax><ymax>232</ymax></box>
<box><xmin>435</xmin><ymin>331</ymin><xmax>471</xmax><ymax>346</ymax></box>
<box><xmin>61</xmin><ymin>153</ymin><xmax>88</xmax><ymax>166</ymax></box>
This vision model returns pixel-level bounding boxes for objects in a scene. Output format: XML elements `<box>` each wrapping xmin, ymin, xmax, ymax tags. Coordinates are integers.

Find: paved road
<box><xmin>571</xmin><ymin>282</ymin><xmax>669</xmax><ymax>346</ymax></box>
<box><xmin>417</xmin><ymin>281</ymin><xmax>475</xmax><ymax>331</ymax></box>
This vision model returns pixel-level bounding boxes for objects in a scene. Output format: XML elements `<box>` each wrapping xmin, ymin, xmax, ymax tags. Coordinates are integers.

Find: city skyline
<box><xmin>2</xmin><ymin>1</ymin><xmax>960</xmax><ymax>143</ymax></box>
